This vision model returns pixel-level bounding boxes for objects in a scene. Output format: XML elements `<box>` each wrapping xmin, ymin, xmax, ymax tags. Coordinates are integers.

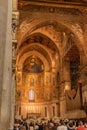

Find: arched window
<box><xmin>29</xmin><ymin>90</ymin><xmax>35</xmax><ymax>101</ymax></box>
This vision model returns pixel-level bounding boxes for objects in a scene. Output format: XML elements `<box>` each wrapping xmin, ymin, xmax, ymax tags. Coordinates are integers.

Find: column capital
<box><xmin>12</xmin><ymin>0</ymin><xmax>18</xmax><ymax>11</ymax></box>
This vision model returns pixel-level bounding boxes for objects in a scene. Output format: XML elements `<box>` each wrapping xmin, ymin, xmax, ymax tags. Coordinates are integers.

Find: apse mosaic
<box><xmin>22</xmin><ymin>56</ymin><xmax>44</xmax><ymax>73</ymax></box>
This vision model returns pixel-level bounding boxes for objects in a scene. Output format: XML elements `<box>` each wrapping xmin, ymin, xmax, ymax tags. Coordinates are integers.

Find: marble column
<box><xmin>0</xmin><ymin>0</ymin><xmax>12</xmax><ymax>129</ymax></box>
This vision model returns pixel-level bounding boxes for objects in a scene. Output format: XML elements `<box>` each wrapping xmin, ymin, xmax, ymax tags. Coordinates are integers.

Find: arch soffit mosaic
<box><xmin>18</xmin><ymin>33</ymin><xmax>59</xmax><ymax>52</ymax></box>
<box><xmin>17</xmin><ymin>50</ymin><xmax>50</xmax><ymax>71</ymax></box>
<box><xmin>17</xmin><ymin>43</ymin><xmax>54</xmax><ymax>66</ymax></box>
<box><xmin>17</xmin><ymin>29</ymin><xmax>61</xmax><ymax>60</ymax></box>
<box><xmin>30</xmin><ymin>31</ymin><xmax>61</xmax><ymax>57</ymax></box>
<box><xmin>17</xmin><ymin>19</ymin><xmax>64</xmax><ymax>49</ymax></box>
<box><xmin>19</xmin><ymin>31</ymin><xmax>60</xmax><ymax>55</ymax></box>
<box><xmin>17</xmin><ymin>18</ymin><xmax>86</xmax><ymax>57</ymax></box>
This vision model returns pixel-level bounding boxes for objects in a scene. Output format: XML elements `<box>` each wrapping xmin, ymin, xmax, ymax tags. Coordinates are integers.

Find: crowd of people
<box><xmin>13</xmin><ymin>118</ymin><xmax>87</xmax><ymax>130</ymax></box>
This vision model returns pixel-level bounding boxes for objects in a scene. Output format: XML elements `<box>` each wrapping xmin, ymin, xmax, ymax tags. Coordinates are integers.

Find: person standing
<box><xmin>76</xmin><ymin>121</ymin><xmax>86</xmax><ymax>130</ymax></box>
<box><xmin>57</xmin><ymin>120</ymin><xmax>68</xmax><ymax>130</ymax></box>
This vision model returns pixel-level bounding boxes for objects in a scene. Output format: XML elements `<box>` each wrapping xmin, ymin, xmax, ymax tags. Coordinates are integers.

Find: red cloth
<box><xmin>77</xmin><ymin>126</ymin><xmax>86</xmax><ymax>130</ymax></box>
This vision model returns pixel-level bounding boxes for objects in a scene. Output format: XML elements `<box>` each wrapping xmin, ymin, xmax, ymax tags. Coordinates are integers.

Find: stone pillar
<box><xmin>63</xmin><ymin>58</ymin><xmax>71</xmax><ymax>90</ymax></box>
<box><xmin>59</xmin><ymin>58</ymin><xmax>71</xmax><ymax>118</ymax></box>
<box><xmin>59</xmin><ymin>81</ymin><xmax>67</xmax><ymax>118</ymax></box>
<box><xmin>0</xmin><ymin>0</ymin><xmax>12</xmax><ymax>129</ymax></box>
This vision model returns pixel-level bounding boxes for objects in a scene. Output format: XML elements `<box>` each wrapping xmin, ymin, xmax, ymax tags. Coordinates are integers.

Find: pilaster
<box><xmin>59</xmin><ymin>58</ymin><xmax>71</xmax><ymax>117</ymax></box>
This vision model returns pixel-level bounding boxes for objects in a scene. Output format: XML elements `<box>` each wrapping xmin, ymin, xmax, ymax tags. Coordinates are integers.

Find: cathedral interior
<box><xmin>0</xmin><ymin>0</ymin><xmax>87</xmax><ymax>129</ymax></box>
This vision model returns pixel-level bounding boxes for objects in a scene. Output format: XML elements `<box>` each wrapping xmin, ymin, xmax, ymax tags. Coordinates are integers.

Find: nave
<box><xmin>0</xmin><ymin>0</ymin><xmax>87</xmax><ymax>130</ymax></box>
<box><xmin>13</xmin><ymin>0</ymin><xmax>87</xmax><ymax>121</ymax></box>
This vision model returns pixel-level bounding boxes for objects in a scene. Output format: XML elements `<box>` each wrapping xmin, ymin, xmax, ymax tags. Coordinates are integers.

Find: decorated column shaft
<box><xmin>9</xmin><ymin>0</ymin><xmax>19</xmax><ymax>128</ymax></box>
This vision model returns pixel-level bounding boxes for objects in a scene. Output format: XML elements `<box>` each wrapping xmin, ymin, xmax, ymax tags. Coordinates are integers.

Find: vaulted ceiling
<box><xmin>16</xmin><ymin>0</ymin><xmax>86</xmax><ymax>74</ymax></box>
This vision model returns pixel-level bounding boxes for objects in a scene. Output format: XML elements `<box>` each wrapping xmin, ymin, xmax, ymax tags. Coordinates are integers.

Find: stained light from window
<box><xmin>29</xmin><ymin>90</ymin><xmax>34</xmax><ymax>101</ymax></box>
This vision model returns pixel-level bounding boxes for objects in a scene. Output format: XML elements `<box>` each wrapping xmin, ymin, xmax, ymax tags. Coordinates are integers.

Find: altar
<box><xmin>27</xmin><ymin>113</ymin><xmax>41</xmax><ymax>119</ymax></box>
